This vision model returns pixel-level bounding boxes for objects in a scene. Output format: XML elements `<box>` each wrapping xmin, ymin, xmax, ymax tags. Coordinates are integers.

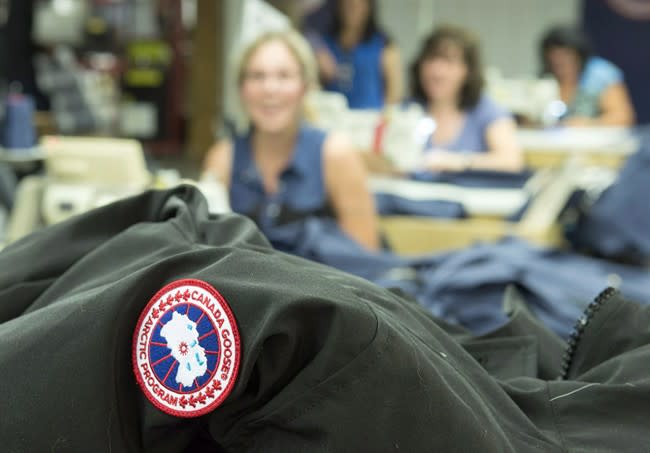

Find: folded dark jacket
<box><xmin>1</xmin><ymin>185</ymin><xmax>649</xmax><ymax>452</ymax></box>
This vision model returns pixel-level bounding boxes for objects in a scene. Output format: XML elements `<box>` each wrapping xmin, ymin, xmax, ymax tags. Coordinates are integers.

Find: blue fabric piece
<box><xmin>567</xmin><ymin>57</ymin><xmax>623</xmax><ymax>119</ymax></box>
<box><xmin>570</xmin><ymin>128</ymin><xmax>650</xmax><ymax>263</ymax></box>
<box><xmin>258</xmin><ymin>216</ymin><xmax>650</xmax><ymax>339</ymax></box>
<box><xmin>2</xmin><ymin>94</ymin><xmax>36</xmax><ymax>149</ymax></box>
<box><xmin>229</xmin><ymin>124</ymin><xmax>332</xmax><ymax>235</ymax></box>
<box><xmin>374</xmin><ymin>193</ymin><xmax>466</xmax><ymax>218</ymax></box>
<box><xmin>375</xmin><ymin>170</ymin><xmax>532</xmax><ymax>219</ymax></box>
<box><xmin>413</xmin><ymin>238</ymin><xmax>650</xmax><ymax>337</ymax></box>
<box><xmin>423</xmin><ymin>95</ymin><xmax>510</xmax><ymax>152</ymax></box>
<box><xmin>408</xmin><ymin>169</ymin><xmax>532</xmax><ymax>188</ymax></box>
<box><xmin>265</xmin><ymin>217</ymin><xmax>404</xmax><ymax>282</ymax></box>
<box><xmin>323</xmin><ymin>33</ymin><xmax>386</xmax><ymax>109</ymax></box>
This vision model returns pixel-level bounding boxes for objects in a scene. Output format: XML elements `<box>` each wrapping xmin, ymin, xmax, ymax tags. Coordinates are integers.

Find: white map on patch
<box><xmin>160</xmin><ymin>311</ymin><xmax>208</xmax><ymax>387</ymax></box>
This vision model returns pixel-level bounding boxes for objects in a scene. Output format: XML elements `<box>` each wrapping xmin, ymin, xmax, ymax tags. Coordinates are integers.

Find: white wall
<box><xmin>221</xmin><ymin>0</ymin><xmax>292</xmax><ymax>130</ymax></box>
<box><xmin>219</xmin><ymin>0</ymin><xmax>579</xmax><ymax>111</ymax></box>
<box><xmin>431</xmin><ymin>0</ymin><xmax>580</xmax><ymax>77</ymax></box>
<box><xmin>377</xmin><ymin>0</ymin><xmax>435</xmax><ymax>88</ymax></box>
<box><xmin>222</xmin><ymin>0</ymin><xmax>245</xmax><ymax>130</ymax></box>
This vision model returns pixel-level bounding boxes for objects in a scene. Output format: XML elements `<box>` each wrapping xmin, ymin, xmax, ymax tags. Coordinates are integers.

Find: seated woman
<box><xmin>202</xmin><ymin>29</ymin><xmax>380</xmax><ymax>251</ymax></box>
<box><xmin>311</xmin><ymin>0</ymin><xmax>402</xmax><ymax>109</ymax></box>
<box><xmin>410</xmin><ymin>25</ymin><xmax>523</xmax><ymax>173</ymax></box>
<box><xmin>540</xmin><ymin>25</ymin><xmax>635</xmax><ymax>127</ymax></box>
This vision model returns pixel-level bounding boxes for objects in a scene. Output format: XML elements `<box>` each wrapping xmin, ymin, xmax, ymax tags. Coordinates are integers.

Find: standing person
<box><xmin>410</xmin><ymin>25</ymin><xmax>523</xmax><ymax>172</ymax></box>
<box><xmin>540</xmin><ymin>25</ymin><xmax>635</xmax><ymax>127</ymax></box>
<box><xmin>202</xmin><ymin>29</ymin><xmax>380</xmax><ymax>251</ymax></box>
<box><xmin>314</xmin><ymin>0</ymin><xmax>402</xmax><ymax>109</ymax></box>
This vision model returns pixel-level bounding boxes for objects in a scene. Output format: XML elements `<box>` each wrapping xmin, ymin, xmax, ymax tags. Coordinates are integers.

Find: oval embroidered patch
<box><xmin>132</xmin><ymin>279</ymin><xmax>240</xmax><ymax>417</ymax></box>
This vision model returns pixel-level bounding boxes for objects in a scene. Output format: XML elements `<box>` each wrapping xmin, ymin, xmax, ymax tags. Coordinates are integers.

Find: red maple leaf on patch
<box><xmin>183</xmin><ymin>290</ymin><xmax>191</xmax><ymax>301</ymax></box>
<box><xmin>152</xmin><ymin>308</ymin><xmax>160</xmax><ymax>319</ymax></box>
<box><xmin>175</xmin><ymin>291</ymin><xmax>182</xmax><ymax>302</ymax></box>
<box><xmin>205</xmin><ymin>386</ymin><xmax>215</xmax><ymax>398</ymax></box>
<box><xmin>213</xmin><ymin>380</ymin><xmax>222</xmax><ymax>392</ymax></box>
<box><xmin>197</xmin><ymin>392</ymin><xmax>207</xmax><ymax>404</ymax></box>
<box><xmin>166</xmin><ymin>294</ymin><xmax>174</xmax><ymax>306</ymax></box>
<box><xmin>179</xmin><ymin>396</ymin><xmax>188</xmax><ymax>408</ymax></box>
<box><xmin>189</xmin><ymin>395</ymin><xmax>197</xmax><ymax>407</ymax></box>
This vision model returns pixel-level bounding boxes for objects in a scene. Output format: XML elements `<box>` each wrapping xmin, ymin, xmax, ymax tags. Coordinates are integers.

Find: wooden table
<box><xmin>519</xmin><ymin>127</ymin><xmax>636</xmax><ymax>169</ymax></box>
<box><xmin>378</xmin><ymin>164</ymin><xmax>579</xmax><ymax>256</ymax></box>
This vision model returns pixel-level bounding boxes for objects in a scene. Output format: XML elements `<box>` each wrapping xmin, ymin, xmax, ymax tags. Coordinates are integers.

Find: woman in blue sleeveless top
<box><xmin>410</xmin><ymin>25</ymin><xmax>523</xmax><ymax>173</ymax></box>
<box><xmin>313</xmin><ymin>0</ymin><xmax>402</xmax><ymax>109</ymax></box>
<box><xmin>202</xmin><ymin>30</ymin><xmax>380</xmax><ymax>251</ymax></box>
<box><xmin>540</xmin><ymin>25</ymin><xmax>635</xmax><ymax>127</ymax></box>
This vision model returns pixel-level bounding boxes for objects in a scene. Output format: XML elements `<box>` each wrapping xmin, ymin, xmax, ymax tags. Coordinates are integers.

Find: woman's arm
<box><xmin>597</xmin><ymin>82</ymin><xmax>635</xmax><ymax>126</ymax></box>
<box><xmin>323</xmin><ymin>133</ymin><xmax>380</xmax><ymax>250</ymax></box>
<box><xmin>201</xmin><ymin>140</ymin><xmax>233</xmax><ymax>186</ymax></box>
<box><xmin>423</xmin><ymin>118</ymin><xmax>524</xmax><ymax>173</ymax></box>
<box><xmin>307</xmin><ymin>32</ymin><xmax>338</xmax><ymax>84</ymax></box>
<box><xmin>564</xmin><ymin>82</ymin><xmax>635</xmax><ymax>127</ymax></box>
<box><xmin>381</xmin><ymin>43</ymin><xmax>403</xmax><ymax>105</ymax></box>
<box><xmin>315</xmin><ymin>47</ymin><xmax>338</xmax><ymax>84</ymax></box>
<box><xmin>476</xmin><ymin>117</ymin><xmax>524</xmax><ymax>171</ymax></box>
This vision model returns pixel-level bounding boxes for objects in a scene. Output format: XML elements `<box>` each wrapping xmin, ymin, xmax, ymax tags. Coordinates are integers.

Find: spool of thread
<box><xmin>372</xmin><ymin>115</ymin><xmax>388</xmax><ymax>155</ymax></box>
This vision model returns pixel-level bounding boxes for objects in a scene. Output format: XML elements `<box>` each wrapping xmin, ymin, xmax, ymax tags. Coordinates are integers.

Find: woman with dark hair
<box><xmin>411</xmin><ymin>25</ymin><xmax>522</xmax><ymax>172</ymax></box>
<box><xmin>540</xmin><ymin>25</ymin><xmax>635</xmax><ymax>127</ymax></box>
<box><xmin>314</xmin><ymin>0</ymin><xmax>402</xmax><ymax>109</ymax></box>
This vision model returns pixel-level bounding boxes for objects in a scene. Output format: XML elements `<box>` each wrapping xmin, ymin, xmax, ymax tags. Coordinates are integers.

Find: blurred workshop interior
<box><xmin>4</xmin><ymin>1</ymin><xmax>650</xmax><ymax>451</ymax></box>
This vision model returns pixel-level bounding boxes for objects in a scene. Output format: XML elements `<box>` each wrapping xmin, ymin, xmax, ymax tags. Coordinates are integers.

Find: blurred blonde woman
<box><xmin>203</xmin><ymin>29</ymin><xmax>379</xmax><ymax>250</ymax></box>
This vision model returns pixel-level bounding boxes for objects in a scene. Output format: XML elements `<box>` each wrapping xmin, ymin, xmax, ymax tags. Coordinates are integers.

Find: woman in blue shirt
<box><xmin>313</xmin><ymin>0</ymin><xmax>402</xmax><ymax>109</ymax></box>
<box><xmin>410</xmin><ymin>25</ymin><xmax>523</xmax><ymax>172</ymax></box>
<box><xmin>540</xmin><ymin>25</ymin><xmax>635</xmax><ymax>127</ymax></box>
<box><xmin>202</xmin><ymin>29</ymin><xmax>379</xmax><ymax>251</ymax></box>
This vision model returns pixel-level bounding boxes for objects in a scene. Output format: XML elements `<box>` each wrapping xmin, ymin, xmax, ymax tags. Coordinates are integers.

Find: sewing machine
<box><xmin>6</xmin><ymin>135</ymin><xmax>151</xmax><ymax>242</ymax></box>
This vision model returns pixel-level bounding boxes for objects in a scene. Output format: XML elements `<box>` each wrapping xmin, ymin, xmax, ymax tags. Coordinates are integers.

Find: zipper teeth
<box><xmin>559</xmin><ymin>286</ymin><xmax>617</xmax><ymax>380</ymax></box>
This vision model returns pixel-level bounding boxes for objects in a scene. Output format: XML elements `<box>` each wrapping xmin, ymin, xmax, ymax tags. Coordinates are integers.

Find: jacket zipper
<box><xmin>559</xmin><ymin>286</ymin><xmax>617</xmax><ymax>380</ymax></box>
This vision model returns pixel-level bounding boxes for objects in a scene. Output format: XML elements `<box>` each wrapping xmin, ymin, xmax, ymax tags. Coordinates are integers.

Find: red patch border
<box><xmin>132</xmin><ymin>278</ymin><xmax>241</xmax><ymax>418</ymax></box>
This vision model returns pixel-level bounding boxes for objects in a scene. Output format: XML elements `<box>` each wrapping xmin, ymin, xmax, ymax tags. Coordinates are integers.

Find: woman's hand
<box><xmin>316</xmin><ymin>48</ymin><xmax>338</xmax><ymax>83</ymax></box>
<box><xmin>421</xmin><ymin>150</ymin><xmax>471</xmax><ymax>172</ymax></box>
